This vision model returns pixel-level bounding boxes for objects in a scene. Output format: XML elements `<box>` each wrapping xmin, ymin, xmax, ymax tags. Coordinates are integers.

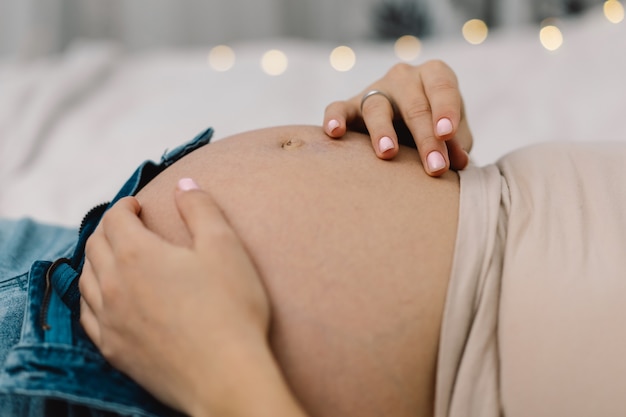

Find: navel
<box><xmin>281</xmin><ymin>137</ymin><xmax>305</xmax><ymax>150</ymax></box>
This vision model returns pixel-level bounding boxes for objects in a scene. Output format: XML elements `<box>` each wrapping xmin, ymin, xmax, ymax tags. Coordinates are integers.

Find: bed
<box><xmin>0</xmin><ymin>5</ymin><xmax>624</xmax><ymax>227</ymax></box>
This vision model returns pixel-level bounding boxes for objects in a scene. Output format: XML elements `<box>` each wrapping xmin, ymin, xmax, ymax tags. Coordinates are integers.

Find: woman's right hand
<box><xmin>324</xmin><ymin>61</ymin><xmax>473</xmax><ymax>176</ymax></box>
<box><xmin>79</xmin><ymin>179</ymin><xmax>279</xmax><ymax>416</ymax></box>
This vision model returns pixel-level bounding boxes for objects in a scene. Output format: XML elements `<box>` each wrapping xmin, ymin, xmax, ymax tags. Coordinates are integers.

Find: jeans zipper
<box><xmin>78</xmin><ymin>202</ymin><xmax>109</xmax><ymax>236</ymax></box>
<box><xmin>40</xmin><ymin>257</ymin><xmax>71</xmax><ymax>331</ymax></box>
<box><xmin>40</xmin><ymin>202</ymin><xmax>108</xmax><ymax>330</ymax></box>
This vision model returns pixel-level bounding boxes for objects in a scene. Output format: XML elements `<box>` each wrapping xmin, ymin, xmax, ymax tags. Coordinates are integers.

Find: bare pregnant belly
<box><xmin>135</xmin><ymin>125</ymin><xmax>460</xmax><ymax>417</ymax></box>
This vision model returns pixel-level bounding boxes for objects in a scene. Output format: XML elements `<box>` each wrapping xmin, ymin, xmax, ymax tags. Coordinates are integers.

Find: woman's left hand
<box><xmin>79</xmin><ymin>178</ymin><xmax>271</xmax><ymax>415</ymax></box>
<box><xmin>324</xmin><ymin>61</ymin><xmax>472</xmax><ymax>176</ymax></box>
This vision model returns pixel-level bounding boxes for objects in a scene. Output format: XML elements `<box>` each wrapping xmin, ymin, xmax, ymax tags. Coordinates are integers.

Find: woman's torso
<box><xmin>135</xmin><ymin>125</ymin><xmax>460</xmax><ymax>417</ymax></box>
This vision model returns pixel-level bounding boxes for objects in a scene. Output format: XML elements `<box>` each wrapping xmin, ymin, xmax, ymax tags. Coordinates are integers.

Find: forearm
<box><xmin>190</xmin><ymin>340</ymin><xmax>308</xmax><ymax>417</ymax></box>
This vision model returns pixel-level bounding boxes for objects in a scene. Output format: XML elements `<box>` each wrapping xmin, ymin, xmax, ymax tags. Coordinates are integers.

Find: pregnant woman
<box><xmin>1</xmin><ymin>61</ymin><xmax>625</xmax><ymax>417</ymax></box>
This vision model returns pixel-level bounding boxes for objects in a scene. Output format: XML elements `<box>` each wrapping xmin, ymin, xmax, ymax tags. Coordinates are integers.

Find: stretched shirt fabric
<box><xmin>0</xmin><ymin>127</ymin><xmax>214</xmax><ymax>417</ymax></box>
<box><xmin>436</xmin><ymin>142</ymin><xmax>626</xmax><ymax>417</ymax></box>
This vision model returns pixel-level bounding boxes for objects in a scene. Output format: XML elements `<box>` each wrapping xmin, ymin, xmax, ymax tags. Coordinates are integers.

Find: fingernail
<box><xmin>178</xmin><ymin>178</ymin><xmax>199</xmax><ymax>191</ymax></box>
<box><xmin>327</xmin><ymin>119</ymin><xmax>340</xmax><ymax>134</ymax></box>
<box><xmin>378</xmin><ymin>136</ymin><xmax>394</xmax><ymax>153</ymax></box>
<box><xmin>436</xmin><ymin>118</ymin><xmax>453</xmax><ymax>137</ymax></box>
<box><xmin>427</xmin><ymin>151</ymin><xmax>446</xmax><ymax>172</ymax></box>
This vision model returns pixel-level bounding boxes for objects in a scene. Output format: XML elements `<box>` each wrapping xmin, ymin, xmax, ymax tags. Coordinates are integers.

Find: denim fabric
<box><xmin>0</xmin><ymin>127</ymin><xmax>214</xmax><ymax>417</ymax></box>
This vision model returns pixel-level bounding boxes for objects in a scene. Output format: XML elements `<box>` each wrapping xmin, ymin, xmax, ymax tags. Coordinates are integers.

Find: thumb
<box><xmin>174</xmin><ymin>178</ymin><xmax>235</xmax><ymax>251</ymax></box>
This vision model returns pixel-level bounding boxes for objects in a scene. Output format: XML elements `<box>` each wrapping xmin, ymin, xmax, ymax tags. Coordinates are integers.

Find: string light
<box><xmin>394</xmin><ymin>35</ymin><xmax>421</xmax><ymax>61</ymax></box>
<box><xmin>329</xmin><ymin>46</ymin><xmax>356</xmax><ymax>72</ymax></box>
<box><xmin>462</xmin><ymin>19</ymin><xmax>488</xmax><ymax>44</ymax></box>
<box><xmin>540</xmin><ymin>20</ymin><xmax>563</xmax><ymax>51</ymax></box>
<box><xmin>207</xmin><ymin>45</ymin><xmax>235</xmax><ymax>71</ymax></box>
<box><xmin>261</xmin><ymin>50</ymin><xmax>288</xmax><ymax>76</ymax></box>
<box><xmin>213</xmin><ymin>7</ymin><xmax>611</xmax><ymax>73</ymax></box>
<box><xmin>604</xmin><ymin>0</ymin><xmax>625</xmax><ymax>23</ymax></box>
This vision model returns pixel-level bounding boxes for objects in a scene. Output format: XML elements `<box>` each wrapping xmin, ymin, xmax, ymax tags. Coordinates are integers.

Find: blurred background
<box><xmin>0</xmin><ymin>0</ymin><xmax>609</xmax><ymax>58</ymax></box>
<box><xmin>1</xmin><ymin>0</ymin><xmax>624</xmax><ymax>225</ymax></box>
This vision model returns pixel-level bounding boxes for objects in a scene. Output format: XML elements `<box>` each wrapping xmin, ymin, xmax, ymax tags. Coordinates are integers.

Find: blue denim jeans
<box><xmin>0</xmin><ymin>128</ymin><xmax>214</xmax><ymax>417</ymax></box>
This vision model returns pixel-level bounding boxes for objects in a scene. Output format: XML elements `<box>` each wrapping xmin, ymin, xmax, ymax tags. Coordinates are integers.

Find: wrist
<box><xmin>189</xmin><ymin>338</ymin><xmax>307</xmax><ymax>417</ymax></box>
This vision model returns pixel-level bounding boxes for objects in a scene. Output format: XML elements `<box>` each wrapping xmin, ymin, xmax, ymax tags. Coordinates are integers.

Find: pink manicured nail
<box><xmin>178</xmin><ymin>178</ymin><xmax>199</xmax><ymax>191</ymax></box>
<box><xmin>327</xmin><ymin>119</ymin><xmax>340</xmax><ymax>134</ymax></box>
<box><xmin>378</xmin><ymin>136</ymin><xmax>394</xmax><ymax>153</ymax></box>
<box><xmin>427</xmin><ymin>151</ymin><xmax>446</xmax><ymax>172</ymax></box>
<box><xmin>436</xmin><ymin>118</ymin><xmax>453</xmax><ymax>136</ymax></box>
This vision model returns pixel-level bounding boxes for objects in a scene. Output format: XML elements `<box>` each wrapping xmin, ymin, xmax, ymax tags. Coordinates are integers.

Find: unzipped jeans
<box><xmin>0</xmin><ymin>127</ymin><xmax>214</xmax><ymax>417</ymax></box>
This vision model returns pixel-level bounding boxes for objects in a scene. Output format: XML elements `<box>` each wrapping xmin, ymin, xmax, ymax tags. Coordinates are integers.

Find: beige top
<box><xmin>437</xmin><ymin>142</ymin><xmax>626</xmax><ymax>417</ymax></box>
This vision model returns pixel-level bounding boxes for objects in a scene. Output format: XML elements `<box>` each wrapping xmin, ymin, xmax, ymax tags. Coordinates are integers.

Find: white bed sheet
<box><xmin>1</xmin><ymin>6</ymin><xmax>625</xmax><ymax>226</ymax></box>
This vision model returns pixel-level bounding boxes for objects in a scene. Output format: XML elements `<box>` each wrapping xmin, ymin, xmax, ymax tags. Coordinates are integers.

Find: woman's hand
<box><xmin>79</xmin><ymin>178</ymin><xmax>274</xmax><ymax>416</ymax></box>
<box><xmin>324</xmin><ymin>60</ymin><xmax>473</xmax><ymax>176</ymax></box>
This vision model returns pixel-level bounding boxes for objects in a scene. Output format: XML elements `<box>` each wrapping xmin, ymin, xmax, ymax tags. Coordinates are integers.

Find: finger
<box><xmin>446</xmin><ymin>138</ymin><xmax>470</xmax><ymax>171</ymax></box>
<box><xmin>175</xmin><ymin>178</ymin><xmax>236</xmax><ymax>252</ymax></box>
<box><xmin>324</xmin><ymin>101</ymin><xmax>349</xmax><ymax>138</ymax></box>
<box><xmin>420</xmin><ymin>60</ymin><xmax>462</xmax><ymax>141</ymax></box>
<box><xmin>360</xmin><ymin>93</ymin><xmax>399</xmax><ymax>159</ymax></box>
<box><xmin>447</xmin><ymin>112</ymin><xmax>473</xmax><ymax>170</ymax></box>
<box><xmin>455</xmin><ymin>104</ymin><xmax>474</xmax><ymax>154</ymax></box>
<box><xmin>393</xmin><ymin>79</ymin><xmax>449</xmax><ymax>176</ymax></box>
<box><xmin>79</xmin><ymin>258</ymin><xmax>104</xmax><ymax>312</ymax></box>
<box><xmin>324</xmin><ymin>100</ymin><xmax>360</xmax><ymax>138</ymax></box>
<box><xmin>80</xmin><ymin>296</ymin><xmax>101</xmax><ymax>346</ymax></box>
<box><xmin>100</xmin><ymin>197</ymin><xmax>159</xmax><ymax>254</ymax></box>
<box><xmin>84</xmin><ymin>222</ymin><xmax>113</xmax><ymax>282</ymax></box>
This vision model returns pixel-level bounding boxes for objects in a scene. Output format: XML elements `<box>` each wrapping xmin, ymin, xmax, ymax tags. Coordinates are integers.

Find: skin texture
<box><xmin>133</xmin><ymin>125</ymin><xmax>460</xmax><ymax>417</ymax></box>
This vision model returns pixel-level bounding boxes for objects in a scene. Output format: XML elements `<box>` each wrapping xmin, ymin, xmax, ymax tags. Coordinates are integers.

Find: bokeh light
<box><xmin>207</xmin><ymin>45</ymin><xmax>235</xmax><ymax>71</ymax></box>
<box><xmin>394</xmin><ymin>35</ymin><xmax>422</xmax><ymax>61</ymax></box>
<box><xmin>261</xmin><ymin>49</ymin><xmax>288</xmax><ymax>76</ymax></box>
<box><xmin>329</xmin><ymin>46</ymin><xmax>356</xmax><ymax>72</ymax></box>
<box><xmin>540</xmin><ymin>24</ymin><xmax>564</xmax><ymax>51</ymax></box>
<box><xmin>462</xmin><ymin>19</ymin><xmax>488</xmax><ymax>45</ymax></box>
<box><xmin>604</xmin><ymin>0</ymin><xmax>625</xmax><ymax>23</ymax></box>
